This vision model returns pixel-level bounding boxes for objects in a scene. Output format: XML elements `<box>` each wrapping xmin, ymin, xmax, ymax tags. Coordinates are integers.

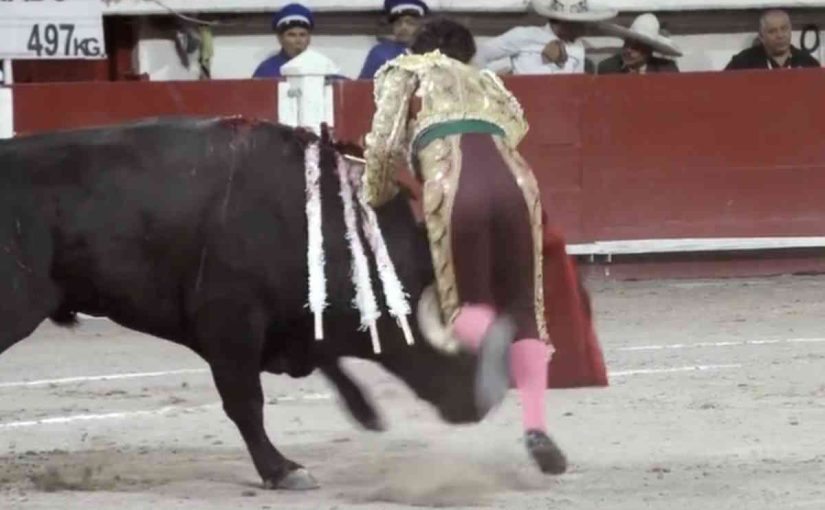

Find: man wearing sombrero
<box><xmin>597</xmin><ymin>13</ymin><xmax>681</xmax><ymax>74</ymax></box>
<box><xmin>474</xmin><ymin>0</ymin><xmax>616</xmax><ymax>75</ymax></box>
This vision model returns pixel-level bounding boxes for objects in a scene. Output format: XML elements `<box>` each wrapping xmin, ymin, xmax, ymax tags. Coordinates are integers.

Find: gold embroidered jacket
<box><xmin>362</xmin><ymin>50</ymin><xmax>529</xmax><ymax>207</ymax></box>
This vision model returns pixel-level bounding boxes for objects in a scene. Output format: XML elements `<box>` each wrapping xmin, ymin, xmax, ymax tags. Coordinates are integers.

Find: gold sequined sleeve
<box><xmin>363</xmin><ymin>65</ymin><xmax>417</xmax><ymax>207</ymax></box>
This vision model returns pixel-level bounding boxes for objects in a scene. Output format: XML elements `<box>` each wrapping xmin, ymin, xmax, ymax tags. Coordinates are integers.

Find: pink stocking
<box><xmin>510</xmin><ymin>339</ymin><xmax>549</xmax><ymax>432</ymax></box>
<box><xmin>452</xmin><ymin>304</ymin><xmax>496</xmax><ymax>352</ymax></box>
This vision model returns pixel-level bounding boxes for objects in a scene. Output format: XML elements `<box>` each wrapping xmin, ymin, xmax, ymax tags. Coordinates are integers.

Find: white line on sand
<box><xmin>0</xmin><ymin>392</ymin><xmax>336</xmax><ymax>430</ymax></box>
<box><xmin>790</xmin><ymin>499</ymin><xmax>825</xmax><ymax>509</ymax></box>
<box><xmin>0</xmin><ymin>403</ymin><xmax>220</xmax><ymax>430</ymax></box>
<box><xmin>0</xmin><ymin>364</ymin><xmax>739</xmax><ymax>430</ymax></box>
<box><xmin>608</xmin><ymin>364</ymin><xmax>741</xmax><ymax>377</ymax></box>
<box><xmin>270</xmin><ymin>393</ymin><xmax>333</xmax><ymax>402</ymax></box>
<box><xmin>0</xmin><ymin>368</ymin><xmax>209</xmax><ymax>389</ymax></box>
<box><xmin>617</xmin><ymin>337</ymin><xmax>825</xmax><ymax>352</ymax></box>
<box><xmin>2</xmin><ymin>332</ymin><xmax>817</xmax><ymax>390</ymax></box>
<box><xmin>0</xmin><ymin>340</ymin><xmax>766</xmax><ymax>391</ymax></box>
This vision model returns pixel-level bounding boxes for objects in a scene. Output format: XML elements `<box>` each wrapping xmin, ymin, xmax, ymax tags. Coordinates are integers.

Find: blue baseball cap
<box><xmin>384</xmin><ymin>0</ymin><xmax>429</xmax><ymax>21</ymax></box>
<box><xmin>272</xmin><ymin>3</ymin><xmax>314</xmax><ymax>33</ymax></box>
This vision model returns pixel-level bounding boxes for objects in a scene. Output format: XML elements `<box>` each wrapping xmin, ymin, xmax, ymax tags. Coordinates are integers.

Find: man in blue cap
<box><xmin>358</xmin><ymin>0</ymin><xmax>429</xmax><ymax>79</ymax></box>
<box><xmin>253</xmin><ymin>3</ymin><xmax>315</xmax><ymax>78</ymax></box>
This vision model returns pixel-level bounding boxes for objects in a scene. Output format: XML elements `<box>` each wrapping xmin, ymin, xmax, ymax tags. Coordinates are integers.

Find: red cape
<box><xmin>542</xmin><ymin>220</ymin><xmax>609</xmax><ymax>388</ymax></box>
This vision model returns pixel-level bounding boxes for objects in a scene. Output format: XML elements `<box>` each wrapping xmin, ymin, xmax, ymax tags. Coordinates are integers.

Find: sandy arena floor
<box><xmin>1</xmin><ymin>275</ymin><xmax>824</xmax><ymax>509</ymax></box>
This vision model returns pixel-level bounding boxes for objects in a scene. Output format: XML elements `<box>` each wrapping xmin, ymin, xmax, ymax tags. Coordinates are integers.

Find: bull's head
<box><xmin>313</xmin><ymin>139</ymin><xmax>485</xmax><ymax>426</ymax></box>
<box><xmin>364</xmin><ymin>199</ymin><xmax>482</xmax><ymax>425</ymax></box>
<box><xmin>376</xmin><ymin>330</ymin><xmax>483</xmax><ymax>424</ymax></box>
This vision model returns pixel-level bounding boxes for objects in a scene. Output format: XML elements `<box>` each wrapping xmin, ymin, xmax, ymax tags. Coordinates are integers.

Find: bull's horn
<box><xmin>416</xmin><ymin>285</ymin><xmax>460</xmax><ymax>355</ymax></box>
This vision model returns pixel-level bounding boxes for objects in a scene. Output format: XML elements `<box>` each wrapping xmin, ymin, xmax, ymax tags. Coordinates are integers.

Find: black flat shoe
<box><xmin>525</xmin><ymin>429</ymin><xmax>568</xmax><ymax>475</ymax></box>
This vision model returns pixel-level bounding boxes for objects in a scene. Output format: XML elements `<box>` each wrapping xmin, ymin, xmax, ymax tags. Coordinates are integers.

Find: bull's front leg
<box><xmin>319</xmin><ymin>360</ymin><xmax>385</xmax><ymax>431</ymax></box>
<box><xmin>196</xmin><ymin>301</ymin><xmax>319</xmax><ymax>490</ymax></box>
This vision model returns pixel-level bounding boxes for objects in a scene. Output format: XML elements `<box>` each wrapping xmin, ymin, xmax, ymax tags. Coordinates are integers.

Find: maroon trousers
<box><xmin>403</xmin><ymin>134</ymin><xmax>609</xmax><ymax>389</ymax></box>
<box><xmin>448</xmin><ymin>133</ymin><xmax>540</xmax><ymax>340</ymax></box>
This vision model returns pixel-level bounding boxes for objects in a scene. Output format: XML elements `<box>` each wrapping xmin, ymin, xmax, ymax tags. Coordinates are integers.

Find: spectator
<box><xmin>359</xmin><ymin>0</ymin><xmax>429</xmax><ymax>79</ymax></box>
<box><xmin>725</xmin><ymin>9</ymin><xmax>820</xmax><ymax>70</ymax></box>
<box><xmin>473</xmin><ymin>0</ymin><xmax>616</xmax><ymax>75</ymax></box>
<box><xmin>598</xmin><ymin>13</ymin><xmax>681</xmax><ymax>74</ymax></box>
<box><xmin>253</xmin><ymin>3</ymin><xmax>315</xmax><ymax>78</ymax></box>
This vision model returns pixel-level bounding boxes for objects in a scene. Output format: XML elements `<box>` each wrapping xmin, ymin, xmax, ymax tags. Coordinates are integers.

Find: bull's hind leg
<box><xmin>0</xmin><ymin>294</ymin><xmax>54</xmax><ymax>356</ymax></box>
<box><xmin>0</xmin><ymin>216</ymin><xmax>60</xmax><ymax>356</ymax></box>
<box><xmin>0</xmin><ymin>269</ymin><xmax>53</xmax><ymax>354</ymax></box>
<box><xmin>195</xmin><ymin>301</ymin><xmax>319</xmax><ymax>490</ymax></box>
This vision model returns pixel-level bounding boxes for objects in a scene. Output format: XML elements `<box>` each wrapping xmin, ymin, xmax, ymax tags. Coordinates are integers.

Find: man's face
<box><xmin>278</xmin><ymin>27</ymin><xmax>311</xmax><ymax>58</ymax></box>
<box><xmin>759</xmin><ymin>11</ymin><xmax>792</xmax><ymax>56</ymax></box>
<box><xmin>550</xmin><ymin>21</ymin><xmax>586</xmax><ymax>42</ymax></box>
<box><xmin>392</xmin><ymin>15</ymin><xmax>422</xmax><ymax>45</ymax></box>
<box><xmin>621</xmin><ymin>40</ymin><xmax>652</xmax><ymax>69</ymax></box>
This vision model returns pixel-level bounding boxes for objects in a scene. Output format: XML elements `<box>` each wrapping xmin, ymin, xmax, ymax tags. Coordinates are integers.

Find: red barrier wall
<box><xmin>9</xmin><ymin>70</ymin><xmax>825</xmax><ymax>250</ymax></box>
<box><xmin>13</xmin><ymin>80</ymin><xmax>279</xmax><ymax>135</ymax></box>
<box><xmin>580</xmin><ymin>70</ymin><xmax>825</xmax><ymax>243</ymax></box>
<box><xmin>334</xmin><ymin>69</ymin><xmax>825</xmax><ymax>244</ymax></box>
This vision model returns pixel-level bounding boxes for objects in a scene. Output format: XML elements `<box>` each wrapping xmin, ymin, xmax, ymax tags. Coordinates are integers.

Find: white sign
<box><xmin>0</xmin><ymin>0</ymin><xmax>105</xmax><ymax>59</ymax></box>
<box><xmin>0</xmin><ymin>88</ymin><xmax>13</xmax><ymax>139</ymax></box>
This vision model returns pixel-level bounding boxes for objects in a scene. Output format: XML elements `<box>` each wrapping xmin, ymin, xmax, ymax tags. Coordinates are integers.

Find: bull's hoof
<box><xmin>474</xmin><ymin>316</ymin><xmax>516</xmax><ymax>416</ymax></box>
<box><xmin>360</xmin><ymin>415</ymin><xmax>386</xmax><ymax>432</ymax></box>
<box><xmin>344</xmin><ymin>397</ymin><xmax>385</xmax><ymax>432</ymax></box>
<box><xmin>525</xmin><ymin>430</ymin><xmax>568</xmax><ymax>475</ymax></box>
<box><xmin>263</xmin><ymin>468</ymin><xmax>320</xmax><ymax>491</ymax></box>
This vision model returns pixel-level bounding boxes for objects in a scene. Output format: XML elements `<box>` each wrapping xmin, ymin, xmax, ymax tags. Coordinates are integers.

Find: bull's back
<box><xmin>2</xmin><ymin>117</ymin><xmax>310</xmax><ymax>341</ymax></box>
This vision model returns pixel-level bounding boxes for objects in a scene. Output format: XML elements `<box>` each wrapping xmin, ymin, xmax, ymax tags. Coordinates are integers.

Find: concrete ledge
<box><xmin>567</xmin><ymin>237</ymin><xmax>825</xmax><ymax>256</ymax></box>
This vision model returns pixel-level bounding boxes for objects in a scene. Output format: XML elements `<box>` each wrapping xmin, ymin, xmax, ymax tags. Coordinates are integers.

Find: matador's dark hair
<box><xmin>409</xmin><ymin>18</ymin><xmax>476</xmax><ymax>64</ymax></box>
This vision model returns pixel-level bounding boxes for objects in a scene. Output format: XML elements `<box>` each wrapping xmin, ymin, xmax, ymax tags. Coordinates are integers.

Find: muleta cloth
<box><xmin>384</xmin><ymin>0</ymin><xmax>429</xmax><ymax>21</ymax></box>
<box><xmin>531</xmin><ymin>0</ymin><xmax>617</xmax><ymax>22</ymax></box>
<box><xmin>597</xmin><ymin>13</ymin><xmax>683</xmax><ymax>57</ymax></box>
<box><xmin>272</xmin><ymin>3</ymin><xmax>315</xmax><ymax>32</ymax></box>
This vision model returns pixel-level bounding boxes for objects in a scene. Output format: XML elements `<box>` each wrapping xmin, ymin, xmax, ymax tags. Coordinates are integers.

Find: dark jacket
<box><xmin>597</xmin><ymin>54</ymin><xmax>679</xmax><ymax>75</ymax></box>
<box><xmin>724</xmin><ymin>45</ymin><xmax>820</xmax><ymax>70</ymax></box>
<box><xmin>359</xmin><ymin>39</ymin><xmax>408</xmax><ymax>79</ymax></box>
<box><xmin>253</xmin><ymin>51</ymin><xmax>349</xmax><ymax>81</ymax></box>
<box><xmin>253</xmin><ymin>51</ymin><xmax>291</xmax><ymax>78</ymax></box>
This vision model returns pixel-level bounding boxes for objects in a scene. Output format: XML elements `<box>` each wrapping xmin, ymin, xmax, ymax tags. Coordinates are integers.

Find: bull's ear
<box><xmin>293</xmin><ymin>127</ymin><xmax>317</xmax><ymax>147</ymax></box>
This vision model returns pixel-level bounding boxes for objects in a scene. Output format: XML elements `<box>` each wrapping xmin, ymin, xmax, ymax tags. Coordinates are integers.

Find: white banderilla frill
<box><xmin>345</xmin><ymin>158</ymin><xmax>415</xmax><ymax>347</ymax></box>
<box><xmin>335</xmin><ymin>153</ymin><xmax>383</xmax><ymax>354</ymax></box>
<box><xmin>304</xmin><ymin>142</ymin><xmax>326</xmax><ymax>340</ymax></box>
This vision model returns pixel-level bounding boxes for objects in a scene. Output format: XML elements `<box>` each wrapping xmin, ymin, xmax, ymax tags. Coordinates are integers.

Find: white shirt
<box><xmin>474</xmin><ymin>24</ymin><xmax>587</xmax><ymax>75</ymax></box>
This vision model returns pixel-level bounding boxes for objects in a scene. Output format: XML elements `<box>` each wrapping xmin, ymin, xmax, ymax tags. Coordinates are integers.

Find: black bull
<box><xmin>0</xmin><ymin>117</ymin><xmax>486</xmax><ymax>490</ymax></box>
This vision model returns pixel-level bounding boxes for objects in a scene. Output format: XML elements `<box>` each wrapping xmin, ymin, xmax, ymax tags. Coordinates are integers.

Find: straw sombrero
<box><xmin>599</xmin><ymin>13</ymin><xmax>683</xmax><ymax>57</ymax></box>
<box><xmin>532</xmin><ymin>0</ymin><xmax>618</xmax><ymax>22</ymax></box>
